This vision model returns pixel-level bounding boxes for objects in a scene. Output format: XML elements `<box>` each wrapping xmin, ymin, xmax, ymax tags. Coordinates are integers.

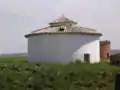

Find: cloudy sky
<box><xmin>0</xmin><ymin>0</ymin><xmax>120</xmax><ymax>53</ymax></box>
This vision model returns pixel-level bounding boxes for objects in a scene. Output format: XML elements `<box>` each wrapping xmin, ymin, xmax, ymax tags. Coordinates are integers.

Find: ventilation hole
<box><xmin>58</xmin><ymin>28</ymin><xmax>64</xmax><ymax>31</ymax></box>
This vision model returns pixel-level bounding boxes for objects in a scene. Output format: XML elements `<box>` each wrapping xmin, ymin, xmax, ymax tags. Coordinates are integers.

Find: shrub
<box><xmin>0</xmin><ymin>58</ymin><xmax>119</xmax><ymax>90</ymax></box>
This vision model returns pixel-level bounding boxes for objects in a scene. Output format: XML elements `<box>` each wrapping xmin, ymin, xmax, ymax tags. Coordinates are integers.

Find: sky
<box><xmin>0</xmin><ymin>0</ymin><xmax>120</xmax><ymax>53</ymax></box>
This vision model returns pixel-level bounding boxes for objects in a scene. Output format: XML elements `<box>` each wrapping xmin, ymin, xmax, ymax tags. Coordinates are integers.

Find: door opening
<box><xmin>84</xmin><ymin>53</ymin><xmax>90</xmax><ymax>62</ymax></box>
<box><xmin>107</xmin><ymin>53</ymin><xmax>110</xmax><ymax>58</ymax></box>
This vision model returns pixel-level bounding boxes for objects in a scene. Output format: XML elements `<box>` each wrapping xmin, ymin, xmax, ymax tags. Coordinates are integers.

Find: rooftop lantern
<box><xmin>49</xmin><ymin>15</ymin><xmax>77</xmax><ymax>27</ymax></box>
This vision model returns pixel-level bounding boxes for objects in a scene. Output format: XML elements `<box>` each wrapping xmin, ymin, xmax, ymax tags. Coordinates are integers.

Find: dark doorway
<box><xmin>107</xmin><ymin>53</ymin><xmax>109</xmax><ymax>58</ymax></box>
<box><xmin>84</xmin><ymin>53</ymin><xmax>90</xmax><ymax>62</ymax></box>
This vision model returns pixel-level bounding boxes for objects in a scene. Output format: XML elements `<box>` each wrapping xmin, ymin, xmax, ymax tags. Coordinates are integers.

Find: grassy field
<box><xmin>0</xmin><ymin>57</ymin><xmax>28</xmax><ymax>63</ymax></box>
<box><xmin>0</xmin><ymin>57</ymin><xmax>119</xmax><ymax>90</ymax></box>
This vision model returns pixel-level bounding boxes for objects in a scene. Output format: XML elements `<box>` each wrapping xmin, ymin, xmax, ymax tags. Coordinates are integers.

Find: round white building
<box><xmin>25</xmin><ymin>15</ymin><xmax>102</xmax><ymax>63</ymax></box>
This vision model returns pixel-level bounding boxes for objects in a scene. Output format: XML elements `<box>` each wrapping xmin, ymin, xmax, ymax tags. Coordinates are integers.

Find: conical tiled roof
<box><xmin>49</xmin><ymin>15</ymin><xmax>77</xmax><ymax>25</ymax></box>
<box><xmin>25</xmin><ymin>15</ymin><xmax>102</xmax><ymax>37</ymax></box>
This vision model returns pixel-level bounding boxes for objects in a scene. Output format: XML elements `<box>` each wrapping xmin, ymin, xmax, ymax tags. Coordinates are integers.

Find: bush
<box><xmin>0</xmin><ymin>59</ymin><xmax>119</xmax><ymax>90</ymax></box>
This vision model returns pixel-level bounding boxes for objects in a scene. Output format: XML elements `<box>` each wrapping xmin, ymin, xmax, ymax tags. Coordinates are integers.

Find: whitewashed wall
<box><xmin>27</xmin><ymin>34</ymin><xmax>100</xmax><ymax>63</ymax></box>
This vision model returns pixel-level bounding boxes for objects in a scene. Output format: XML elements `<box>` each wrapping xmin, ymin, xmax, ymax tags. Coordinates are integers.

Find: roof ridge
<box><xmin>80</xmin><ymin>26</ymin><xmax>96</xmax><ymax>30</ymax></box>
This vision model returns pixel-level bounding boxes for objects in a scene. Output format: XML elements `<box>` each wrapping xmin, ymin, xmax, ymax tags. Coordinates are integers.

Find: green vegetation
<box><xmin>0</xmin><ymin>58</ymin><xmax>119</xmax><ymax>90</ymax></box>
<box><xmin>0</xmin><ymin>57</ymin><xmax>28</xmax><ymax>63</ymax></box>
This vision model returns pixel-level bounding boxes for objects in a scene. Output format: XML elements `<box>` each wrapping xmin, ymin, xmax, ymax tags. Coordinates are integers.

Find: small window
<box><xmin>107</xmin><ymin>53</ymin><xmax>109</xmax><ymax>58</ymax></box>
<box><xmin>58</xmin><ymin>28</ymin><xmax>64</xmax><ymax>31</ymax></box>
<box><xmin>84</xmin><ymin>53</ymin><xmax>90</xmax><ymax>62</ymax></box>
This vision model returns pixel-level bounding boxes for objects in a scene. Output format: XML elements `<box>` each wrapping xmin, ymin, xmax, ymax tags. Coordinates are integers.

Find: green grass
<box><xmin>0</xmin><ymin>57</ymin><xmax>28</xmax><ymax>63</ymax></box>
<box><xmin>0</xmin><ymin>57</ymin><xmax>119</xmax><ymax>90</ymax></box>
